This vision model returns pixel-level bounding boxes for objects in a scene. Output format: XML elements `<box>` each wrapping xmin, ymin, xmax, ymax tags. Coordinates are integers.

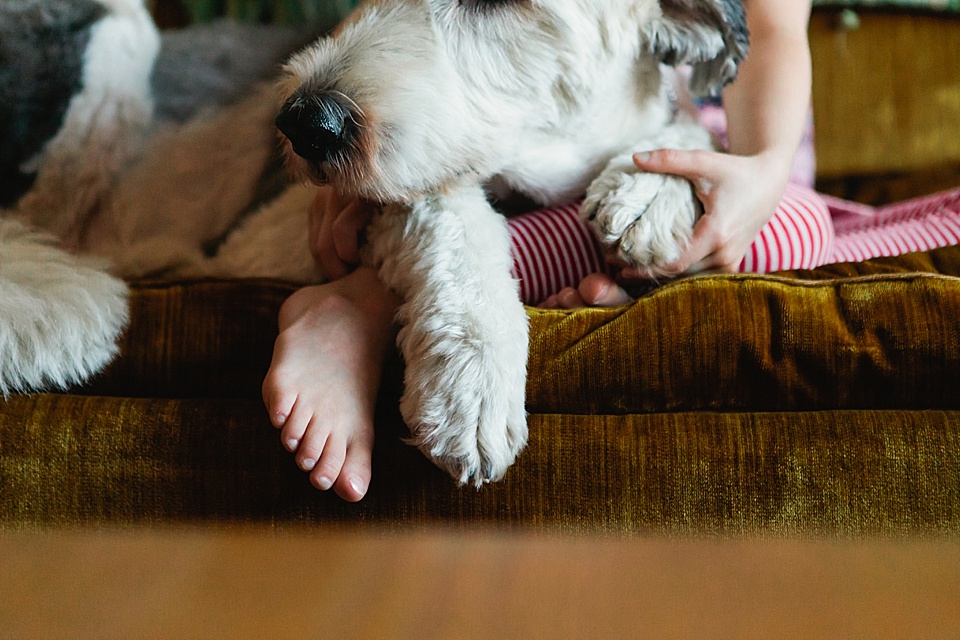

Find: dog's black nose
<box><xmin>275</xmin><ymin>93</ymin><xmax>352</xmax><ymax>164</ymax></box>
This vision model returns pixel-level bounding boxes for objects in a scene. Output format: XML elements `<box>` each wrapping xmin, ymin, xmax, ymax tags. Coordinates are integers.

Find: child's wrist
<box><xmin>753</xmin><ymin>147</ymin><xmax>796</xmax><ymax>183</ymax></box>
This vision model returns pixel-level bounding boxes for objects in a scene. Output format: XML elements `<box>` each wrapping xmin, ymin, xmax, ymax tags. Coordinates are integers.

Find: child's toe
<box><xmin>579</xmin><ymin>273</ymin><xmax>632</xmax><ymax>307</ymax></box>
<box><xmin>261</xmin><ymin>377</ymin><xmax>296</xmax><ymax>428</ymax></box>
<box><xmin>279</xmin><ymin>401</ymin><xmax>312</xmax><ymax>452</ymax></box>
<box><xmin>296</xmin><ymin>421</ymin><xmax>330</xmax><ymax>472</ymax></box>
<box><xmin>333</xmin><ymin>433</ymin><xmax>374</xmax><ymax>502</ymax></box>
<box><xmin>310</xmin><ymin>433</ymin><xmax>347</xmax><ymax>492</ymax></box>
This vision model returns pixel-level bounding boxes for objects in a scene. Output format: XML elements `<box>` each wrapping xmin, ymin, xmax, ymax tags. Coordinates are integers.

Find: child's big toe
<box><xmin>333</xmin><ymin>439</ymin><xmax>373</xmax><ymax>502</ymax></box>
<box><xmin>335</xmin><ymin>475</ymin><xmax>368</xmax><ymax>502</ymax></box>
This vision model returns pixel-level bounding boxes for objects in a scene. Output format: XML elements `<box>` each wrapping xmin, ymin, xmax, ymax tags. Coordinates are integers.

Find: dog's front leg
<box><xmin>363</xmin><ymin>186</ymin><xmax>528</xmax><ymax>486</ymax></box>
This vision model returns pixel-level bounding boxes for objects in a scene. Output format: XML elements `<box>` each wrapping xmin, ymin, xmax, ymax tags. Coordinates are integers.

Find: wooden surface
<box><xmin>809</xmin><ymin>10</ymin><xmax>960</xmax><ymax>178</ymax></box>
<box><xmin>2</xmin><ymin>528</ymin><xmax>960</xmax><ymax>639</ymax></box>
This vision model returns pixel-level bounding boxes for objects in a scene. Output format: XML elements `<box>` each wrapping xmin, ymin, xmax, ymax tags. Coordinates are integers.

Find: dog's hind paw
<box><xmin>0</xmin><ymin>219</ymin><xmax>129</xmax><ymax>394</ymax></box>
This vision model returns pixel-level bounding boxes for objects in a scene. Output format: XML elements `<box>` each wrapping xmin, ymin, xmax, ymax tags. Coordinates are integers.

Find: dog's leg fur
<box><xmin>363</xmin><ymin>187</ymin><xmax>528</xmax><ymax>485</ymax></box>
<box><xmin>0</xmin><ymin>218</ymin><xmax>128</xmax><ymax>394</ymax></box>
<box><xmin>582</xmin><ymin>122</ymin><xmax>714</xmax><ymax>272</ymax></box>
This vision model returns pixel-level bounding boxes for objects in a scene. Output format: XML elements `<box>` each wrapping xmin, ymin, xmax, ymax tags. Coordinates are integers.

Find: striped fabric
<box><xmin>827</xmin><ymin>188</ymin><xmax>960</xmax><ymax>264</ymax></box>
<box><xmin>508</xmin><ymin>89</ymin><xmax>843</xmax><ymax>305</ymax></box>
<box><xmin>508</xmin><ymin>203</ymin><xmax>609</xmax><ymax>305</ymax></box>
<box><xmin>738</xmin><ymin>182</ymin><xmax>835</xmax><ymax>273</ymax></box>
<box><xmin>507</xmin><ymin>186</ymin><xmax>960</xmax><ymax>306</ymax></box>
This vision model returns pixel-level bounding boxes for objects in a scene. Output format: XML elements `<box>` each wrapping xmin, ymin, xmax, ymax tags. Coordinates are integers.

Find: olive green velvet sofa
<box><xmin>2</xmin><ymin>246</ymin><xmax>959</xmax><ymax>533</ymax></box>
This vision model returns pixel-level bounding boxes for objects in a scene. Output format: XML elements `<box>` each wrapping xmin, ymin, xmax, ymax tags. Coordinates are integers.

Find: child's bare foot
<box><xmin>538</xmin><ymin>272</ymin><xmax>633</xmax><ymax>309</ymax></box>
<box><xmin>262</xmin><ymin>267</ymin><xmax>399</xmax><ymax>501</ymax></box>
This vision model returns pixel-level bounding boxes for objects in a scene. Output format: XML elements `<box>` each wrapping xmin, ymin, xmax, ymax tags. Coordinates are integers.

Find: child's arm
<box><xmin>626</xmin><ymin>0</ymin><xmax>813</xmax><ymax>277</ymax></box>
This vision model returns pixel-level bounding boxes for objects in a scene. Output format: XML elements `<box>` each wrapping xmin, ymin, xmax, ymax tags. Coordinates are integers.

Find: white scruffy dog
<box><xmin>271</xmin><ymin>0</ymin><xmax>747</xmax><ymax>483</ymax></box>
<box><xmin>0</xmin><ymin>0</ymin><xmax>747</xmax><ymax>485</ymax></box>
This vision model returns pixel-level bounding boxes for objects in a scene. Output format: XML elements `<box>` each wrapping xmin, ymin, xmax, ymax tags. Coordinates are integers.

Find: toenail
<box><xmin>349</xmin><ymin>477</ymin><xmax>367</xmax><ymax>496</ymax></box>
<box><xmin>593</xmin><ymin>282</ymin><xmax>610</xmax><ymax>302</ymax></box>
<box><xmin>284</xmin><ymin>438</ymin><xmax>298</xmax><ymax>452</ymax></box>
<box><xmin>273</xmin><ymin>413</ymin><xmax>287</xmax><ymax>427</ymax></box>
<box><xmin>316</xmin><ymin>476</ymin><xmax>333</xmax><ymax>491</ymax></box>
<box><xmin>300</xmin><ymin>458</ymin><xmax>316</xmax><ymax>471</ymax></box>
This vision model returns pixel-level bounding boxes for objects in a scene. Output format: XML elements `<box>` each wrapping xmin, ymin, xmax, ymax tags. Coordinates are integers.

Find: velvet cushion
<box><xmin>527</xmin><ymin>269</ymin><xmax>960</xmax><ymax>414</ymax></box>
<box><xmin>2</xmin><ymin>394</ymin><xmax>958</xmax><ymax>533</ymax></box>
<box><xmin>2</xmin><ymin>246</ymin><xmax>960</xmax><ymax>531</ymax></box>
<box><xmin>82</xmin><ymin>245</ymin><xmax>960</xmax><ymax>413</ymax></box>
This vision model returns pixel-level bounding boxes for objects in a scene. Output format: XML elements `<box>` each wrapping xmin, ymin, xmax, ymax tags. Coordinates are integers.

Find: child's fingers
<box><xmin>633</xmin><ymin>149</ymin><xmax>722</xmax><ymax>196</ymax></box>
<box><xmin>307</xmin><ymin>188</ymin><xmax>331</xmax><ymax>264</ymax></box>
<box><xmin>614</xmin><ymin>214</ymin><xmax>730</xmax><ymax>280</ymax></box>
<box><xmin>316</xmin><ymin>210</ymin><xmax>350</xmax><ymax>280</ymax></box>
<box><xmin>615</xmin><ymin>226</ymin><xmax>714</xmax><ymax>280</ymax></box>
<box><xmin>665</xmin><ymin>242</ymin><xmax>744</xmax><ymax>276</ymax></box>
<box><xmin>632</xmin><ymin>149</ymin><xmax>694</xmax><ymax>176</ymax></box>
<box><xmin>332</xmin><ymin>200</ymin><xmax>371</xmax><ymax>265</ymax></box>
<box><xmin>682</xmin><ymin>257</ymin><xmax>741</xmax><ymax>276</ymax></box>
<box><xmin>666</xmin><ymin>215</ymin><xmax>721</xmax><ymax>274</ymax></box>
<box><xmin>309</xmin><ymin>188</ymin><xmax>347</xmax><ymax>277</ymax></box>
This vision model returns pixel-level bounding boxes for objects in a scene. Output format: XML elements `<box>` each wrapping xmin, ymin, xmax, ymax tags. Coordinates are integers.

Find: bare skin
<box><xmin>262</xmin><ymin>265</ymin><xmax>399</xmax><ymax>502</ymax></box>
<box><xmin>628</xmin><ymin>0</ymin><xmax>813</xmax><ymax>275</ymax></box>
<box><xmin>538</xmin><ymin>272</ymin><xmax>633</xmax><ymax>309</ymax></box>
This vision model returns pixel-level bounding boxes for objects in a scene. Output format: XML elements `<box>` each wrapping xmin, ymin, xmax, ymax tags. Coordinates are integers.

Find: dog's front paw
<box><xmin>399</xmin><ymin>306</ymin><xmax>529</xmax><ymax>486</ymax></box>
<box><xmin>582</xmin><ymin>156</ymin><xmax>700</xmax><ymax>274</ymax></box>
<box><xmin>365</xmin><ymin>190</ymin><xmax>529</xmax><ymax>486</ymax></box>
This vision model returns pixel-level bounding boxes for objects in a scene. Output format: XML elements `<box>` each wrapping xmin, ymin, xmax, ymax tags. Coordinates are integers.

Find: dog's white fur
<box><xmin>0</xmin><ymin>0</ymin><xmax>158</xmax><ymax>394</ymax></box>
<box><xmin>0</xmin><ymin>0</ymin><xmax>746</xmax><ymax>482</ymax></box>
<box><xmin>14</xmin><ymin>0</ymin><xmax>159</xmax><ymax>245</ymax></box>
<box><xmin>0</xmin><ymin>218</ymin><xmax>128</xmax><ymax>394</ymax></box>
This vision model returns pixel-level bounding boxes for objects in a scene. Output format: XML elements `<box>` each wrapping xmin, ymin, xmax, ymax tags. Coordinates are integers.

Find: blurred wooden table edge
<box><xmin>2</xmin><ymin>526</ymin><xmax>959</xmax><ymax>639</ymax></box>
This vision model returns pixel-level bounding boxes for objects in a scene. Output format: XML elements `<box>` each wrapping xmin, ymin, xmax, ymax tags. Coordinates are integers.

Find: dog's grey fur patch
<box><xmin>148</xmin><ymin>19</ymin><xmax>319</xmax><ymax>230</ymax></box>
<box><xmin>151</xmin><ymin>19</ymin><xmax>318</xmax><ymax>123</ymax></box>
<box><xmin>648</xmin><ymin>0</ymin><xmax>749</xmax><ymax>96</ymax></box>
<box><xmin>0</xmin><ymin>0</ymin><xmax>105</xmax><ymax>206</ymax></box>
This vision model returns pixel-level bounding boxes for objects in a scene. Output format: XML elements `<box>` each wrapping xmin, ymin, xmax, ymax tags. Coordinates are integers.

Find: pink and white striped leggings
<box><xmin>507</xmin><ymin>185</ymin><xmax>960</xmax><ymax>305</ymax></box>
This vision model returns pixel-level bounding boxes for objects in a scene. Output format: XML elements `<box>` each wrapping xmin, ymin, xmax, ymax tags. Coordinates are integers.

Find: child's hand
<box><xmin>622</xmin><ymin>148</ymin><xmax>789</xmax><ymax>278</ymax></box>
<box><xmin>308</xmin><ymin>187</ymin><xmax>377</xmax><ymax>280</ymax></box>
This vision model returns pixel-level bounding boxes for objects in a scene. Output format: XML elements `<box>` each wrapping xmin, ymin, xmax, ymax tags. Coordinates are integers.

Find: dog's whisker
<box><xmin>327</xmin><ymin>89</ymin><xmax>366</xmax><ymax>120</ymax></box>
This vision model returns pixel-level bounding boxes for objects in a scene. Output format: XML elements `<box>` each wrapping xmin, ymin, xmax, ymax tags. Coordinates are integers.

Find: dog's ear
<box><xmin>645</xmin><ymin>0</ymin><xmax>749</xmax><ymax>96</ymax></box>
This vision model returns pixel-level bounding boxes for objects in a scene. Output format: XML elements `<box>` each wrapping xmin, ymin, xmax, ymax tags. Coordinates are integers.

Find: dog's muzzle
<box><xmin>275</xmin><ymin>92</ymin><xmax>354</xmax><ymax>166</ymax></box>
